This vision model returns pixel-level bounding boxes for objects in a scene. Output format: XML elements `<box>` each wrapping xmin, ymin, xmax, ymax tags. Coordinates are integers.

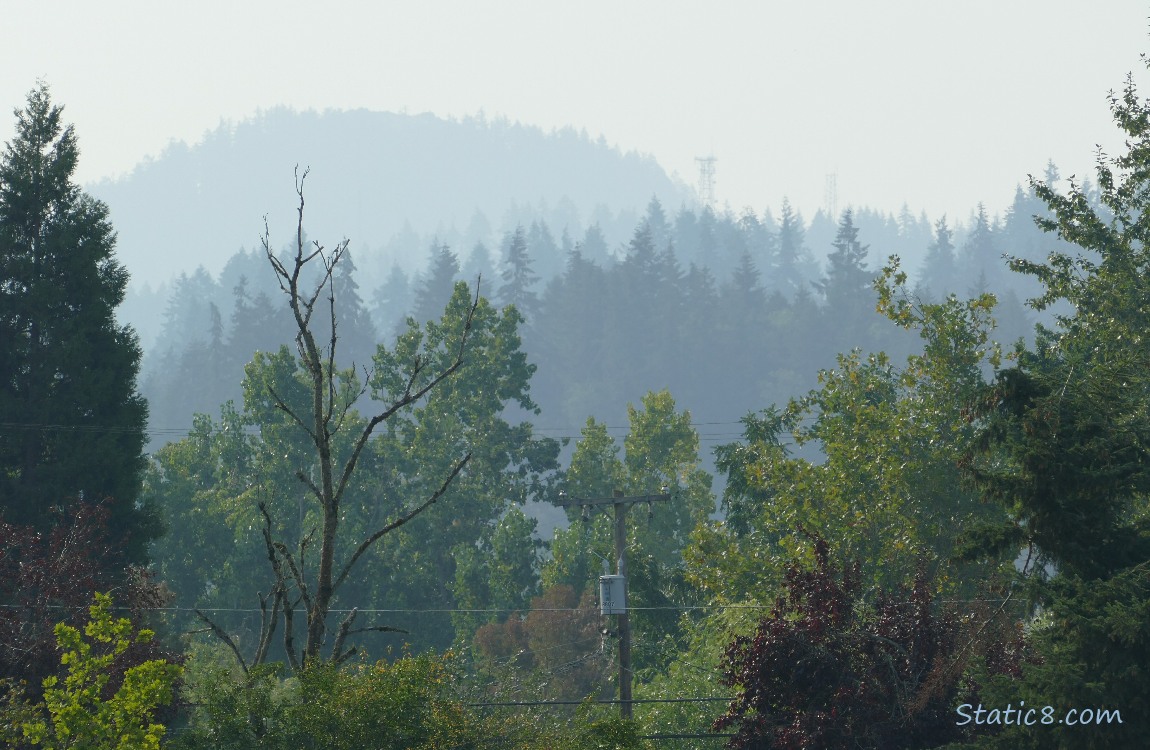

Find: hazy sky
<box><xmin>3</xmin><ymin>1</ymin><xmax>1148</xmax><ymax>222</ymax></box>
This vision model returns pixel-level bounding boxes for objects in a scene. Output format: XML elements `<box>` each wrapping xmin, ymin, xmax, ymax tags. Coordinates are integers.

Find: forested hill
<box><xmin>89</xmin><ymin>107</ymin><xmax>689</xmax><ymax>287</ymax></box>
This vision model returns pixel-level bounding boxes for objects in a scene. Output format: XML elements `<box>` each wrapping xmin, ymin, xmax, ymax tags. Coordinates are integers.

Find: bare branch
<box><xmin>326</xmin><ymin>270</ymin><xmax>338</xmax><ymax>425</ymax></box>
<box><xmin>283</xmin><ymin>594</ymin><xmax>300</xmax><ymax>671</ymax></box>
<box><xmin>195</xmin><ymin>609</ymin><xmax>249</xmax><ymax>676</ymax></box>
<box><xmin>275</xmin><ymin>540</ymin><xmax>313</xmax><ymax>615</ymax></box>
<box><xmin>266</xmin><ymin>383</ymin><xmax>316</xmax><ymax>442</ymax></box>
<box><xmin>333</xmin><ymin>629</ymin><xmax>408</xmax><ymax>666</ymax></box>
<box><xmin>331</xmin><ymin>607</ymin><xmax>357</xmax><ymax>661</ymax></box>
<box><xmin>333</xmin><ymin>452</ymin><xmax>471</xmax><ymax>595</ymax></box>
<box><xmin>252</xmin><ymin>587</ymin><xmax>282</xmax><ymax>668</ymax></box>
<box><xmin>295</xmin><ymin>470</ymin><xmax>323</xmax><ymax>505</ymax></box>
<box><xmin>333</xmin><ymin>285</ymin><xmax>482</xmax><ymax>503</ymax></box>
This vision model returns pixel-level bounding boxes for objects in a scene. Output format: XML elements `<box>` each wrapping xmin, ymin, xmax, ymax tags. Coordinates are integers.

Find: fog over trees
<box><xmin>7</xmin><ymin>59</ymin><xmax>1148</xmax><ymax>747</ymax></box>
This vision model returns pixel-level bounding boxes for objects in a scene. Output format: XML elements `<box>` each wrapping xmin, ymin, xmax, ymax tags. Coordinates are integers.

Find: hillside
<box><xmin>90</xmin><ymin>107</ymin><xmax>692</xmax><ymax>288</ymax></box>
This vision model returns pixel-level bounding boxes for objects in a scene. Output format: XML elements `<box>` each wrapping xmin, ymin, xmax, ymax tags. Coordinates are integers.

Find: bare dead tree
<box><xmin>199</xmin><ymin>168</ymin><xmax>478</xmax><ymax>668</ymax></box>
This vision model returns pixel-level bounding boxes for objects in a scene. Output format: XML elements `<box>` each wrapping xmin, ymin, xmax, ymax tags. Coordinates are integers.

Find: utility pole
<box><xmin>557</xmin><ymin>490</ymin><xmax>672</xmax><ymax>720</ymax></box>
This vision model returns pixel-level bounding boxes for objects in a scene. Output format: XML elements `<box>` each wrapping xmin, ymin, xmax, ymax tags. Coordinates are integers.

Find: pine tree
<box><xmin>0</xmin><ymin>85</ymin><xmax>157</xmax><ymax>563</ymax></box>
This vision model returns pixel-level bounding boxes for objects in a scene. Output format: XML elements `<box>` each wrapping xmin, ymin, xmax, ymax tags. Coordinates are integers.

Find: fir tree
<box><xmin>498</xmin><ymin>225</ymin><xmax>539</xmax><ymax>319</ymax></box>
<box><xmin>0</xmin><ymin>84</ymin><xmax>158</xmax><ymax>563</ymax></box>
<box><xmin>412</xmin><ymin>242</ymin><xmax>460</xmax><ymax>325</ymax></box>
<box><xmin>919</xmin><ymin>216</ymin><xmax>958</xmax><ymax>300</ymax></box>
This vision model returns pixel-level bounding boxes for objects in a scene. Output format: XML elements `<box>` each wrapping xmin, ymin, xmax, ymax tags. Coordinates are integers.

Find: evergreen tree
<box><xmin>412</xmin><ymin>242</ymin><xmax>459</xmax><ymax>325</ymax></box>
<box><xmin>370</xmin><ymin>263</ymin><xmax>414</xmax><ymax>337</ymax></box>
<box><xmin>643</xmin><ymin>195</ymin><xmax>671</xmax><ymax>251</ymax></box>
<box><xmin>526</xmin><ymin>220</ymin><xmax>560</xmax><ymax>282</ymax></box>
<box><xmin>0</xmin><ymin>85</ymin><xmax>157</xmax><ymax>563</ymax></box>
<box><xmin>818</xmin><ymin>209</ymin><xmax>877</xmax><ymax>352</ymax></box>
<box><xmin>918</xmin><ymin>216</ymin><xmax>958</xmax><ymax>300</ymax></box>
<box><xmin>957</xmin><ymin>64</ymin><xmax>1150</xmax><ymax>749</ymax></box>
<box><xmin>329</xmin><ymin>248</ymin><xmax>378</xmax><ymax>368</ymax></box>
<box><xmin>498</xmin><ymin>225</ymin><xmax>540</xmax><ymax>319</ymax></box>
<box><xmin>579</xmin><ymin>222</ymin><xmax>612</xmax><ymax>268</ymax></box>
<box><xmin>961</xmin><ymin>203</ymin><xmax>1001</xmax><ymax>291</ymax></box>
<box><xmin>461</xmin><ymin>240</ymin><xmax>495</xmax><ymax>289</ymax></box>
<box><xmin>775</xmin><ymin>198</ymin><xmax>809</xmax><ymax>297</ymax></box>
<box><xmin>226</xmin><ymin>275</ymin><xmax>286</xmax><ymax>369</ymax></box>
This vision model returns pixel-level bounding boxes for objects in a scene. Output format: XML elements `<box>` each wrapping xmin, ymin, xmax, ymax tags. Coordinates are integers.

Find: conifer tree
<box><xmin>919</xmin><ymin>216</ymin><xmax>958</xmax><ymax>299</ymax></box>
<box><xmin>775</xmin><ymin>198</ymin><xmax>809</xmax><ymax>296</ymax></box>
<box><xmin>413</xmin><ymin>242</ymin><xmax>460</xmax><ymax>325</ymax></box>
<box><xmin>0</xmin><ymin>84</ymin><xmax>157</xmax><ymax>563</ymax></box>
<box><xmin>498</xmin><ymin>225</ymin><xmax>539</xmax><ymax>319</ymax></box>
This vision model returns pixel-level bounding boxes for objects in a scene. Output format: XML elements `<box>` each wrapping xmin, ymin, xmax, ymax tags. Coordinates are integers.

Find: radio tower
<box><xmin>825</xmin><ymin>172</ymin><xmax>838</xmax><ymax>219</ymax></box>
<box><xmin>696</xmin><ymin>155</ymin><xmax>717</xmax><ymax>209</ymax></box>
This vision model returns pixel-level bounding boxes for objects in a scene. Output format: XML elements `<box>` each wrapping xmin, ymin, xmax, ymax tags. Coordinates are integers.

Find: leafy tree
<box><xmin>174</xmin><ymin>651</ymin><xmax>537</xmax><ymax>750</ymax></box>
<box><xmin>5</xmin><ymin>593</ymin><xmax>181</xmax><ymax>750</ymax></box>
<box><xmin>0</xmin><ymin>84</ymin><xmax>157</xmax><ymax>562</ymax></box>
<box><xmin>548</xmin><ymin>393</ymin><xmax>712</xmax><ymax>596</ymax></box>
<box><xmin>150</xmin><ymin>175</ymin><xmax>559</xmax><ymax>661</ymax></box>
<box><xmin>714</xmin><ymin>535</ymin><xmax>1005</xmax><ymax>750</ymax></box>
<box><xmin>186</xmin><ymin>173</ymin><xmax>485</xmax><ymax>668</ymax></box>
<box><xmin>690</xmin><ymin>257</ymin><xmax>1002</xmax><ymax>602</ymax></box>
<box><xmin>473</xmin><ymin>584</ymin><xmax>607</xmax><ymax>703</ymax></box>
<box><xmin>0</xmin><ymin>502</ymin><xmax>175</xmax><ymax>702</ymax></box>
<box><xmin>451</xmin><ymin>506</ymin><xmax>544</xmax><ymax>640</ymax></box>
<box><xmin>546</xmin><ymin>392</ymin><xmax>713</xmax><ymax>676</ymax></box>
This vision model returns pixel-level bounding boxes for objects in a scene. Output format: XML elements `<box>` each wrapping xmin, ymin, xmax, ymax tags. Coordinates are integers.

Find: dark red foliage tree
<box><xmin>0</xmin><ymin>501</ymin><xmax>177</xmax><ymax>704</ymax></box>
<box><xmin>714</xmin><ymin>533</ymin><xmax>1012</xmax><ymax>750</ymax></box>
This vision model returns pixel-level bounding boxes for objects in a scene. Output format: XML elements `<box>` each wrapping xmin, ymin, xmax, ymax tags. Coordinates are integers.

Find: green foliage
<box><xmin>0</xmin><ymin>83</ymin><xmax>157</xmax><ymax>563</ymax></box>
<box><xmin>148</xmin><ymin>281</ymin><xmax>558</xmax><ymax>657</ymax></box>
<box><xmin>689</xmin><ymin>266</ymin><xmax>1002</xmax><ymax>605</ymax></box>
<box><xmin>10</xmin><ymin>593</ymin><xmax>180</xmax><ymax>750</ymax></box>
<box><xmin>553</xmin><ymin>712</ymin><xmax>653</xmax><ymax>750</ymax></box>
<box><xmin>952</xmin><ymin>60</ymin><xmax>1150</xmax><ymax>748</ymax></box>
<box><xmin>174</xmin><ymin>650</ymin><xmax>538</xmax><ymax>750</ymax></box>
<box><xmin>545</xmin><ymin>391</ymin><xmax>713</xmax><ymax>673</ymax></box>
<box><xmin>548</xmin><ymin>391</ymin><xmax>713</xmax><ymax>593</ymax></box>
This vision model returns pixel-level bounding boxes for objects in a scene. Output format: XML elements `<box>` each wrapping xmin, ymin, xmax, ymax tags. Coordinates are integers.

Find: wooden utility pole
<box><xmin>557</xmin><ymin>490</ymin><xmax>672</xmax><ymax>720</ymax></box>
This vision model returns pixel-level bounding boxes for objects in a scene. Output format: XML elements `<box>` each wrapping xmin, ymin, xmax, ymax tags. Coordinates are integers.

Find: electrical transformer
<box><xmin>599</xmin><ymin>574</ymin><xmax>626</xmax><ymax>615</ymax></box>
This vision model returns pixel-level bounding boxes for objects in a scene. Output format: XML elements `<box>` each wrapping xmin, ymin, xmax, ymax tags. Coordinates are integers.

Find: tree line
<box><xmin>2</xmin><ymin>67</ymin><xmax>1148</xmax><ymax>749</ymax></box>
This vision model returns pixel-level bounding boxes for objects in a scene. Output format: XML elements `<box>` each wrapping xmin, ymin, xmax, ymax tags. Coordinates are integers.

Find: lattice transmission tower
<box><xmin>696</xmin><ymin>155</ymin><xmax>717</xmax><ymax>209</ymax></box>
<box><xmin>825</xmin><ymin>172</ymin><xmax>838</xmax><ymax>220</ymax></box>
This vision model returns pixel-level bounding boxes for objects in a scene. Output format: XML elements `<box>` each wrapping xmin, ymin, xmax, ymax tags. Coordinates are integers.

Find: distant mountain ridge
<box><xmin>89</xmin><ymin>107</ymin><xmax>692</xmax><ymax>286</ymax></box>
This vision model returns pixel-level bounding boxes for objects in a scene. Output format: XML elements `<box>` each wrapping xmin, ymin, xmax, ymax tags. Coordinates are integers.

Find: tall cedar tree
<box><xmin>0</xmin><ymin>85</ymin><xmax>157</xmax><ymax>564</ymax></box>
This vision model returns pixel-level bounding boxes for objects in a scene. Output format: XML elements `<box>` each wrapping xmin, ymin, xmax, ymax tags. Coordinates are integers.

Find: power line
<box><xmin>466</xmin><ymin>697</ymin><xmax>733</xmax><ymax>707</ymax></box>
<box><xmin>0</xmin><ymin>598</ymin><xmax>1022</xmax><ymax>616</ymax></box>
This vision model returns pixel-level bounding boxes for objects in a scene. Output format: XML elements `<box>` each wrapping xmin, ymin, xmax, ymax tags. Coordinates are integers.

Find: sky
<box><xmin>3</xmin><ymin>1</ymin><xmax>1149</xmax><ymax>223</ymax></box>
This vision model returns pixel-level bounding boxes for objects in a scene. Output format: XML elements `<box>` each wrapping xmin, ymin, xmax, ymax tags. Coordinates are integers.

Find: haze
<box><xmin>4</xmin><ymin>0</ymin><xmax>1147</xmax><ymax>222</ymax></box>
